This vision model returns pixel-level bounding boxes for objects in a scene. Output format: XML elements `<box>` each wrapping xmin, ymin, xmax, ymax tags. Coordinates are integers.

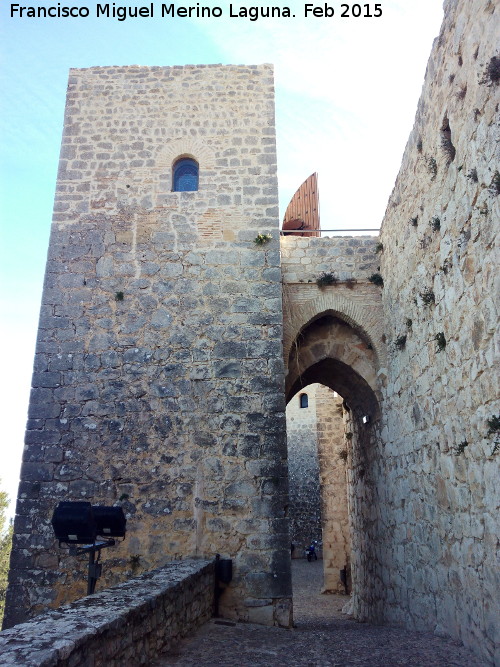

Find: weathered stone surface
<box><xmin>0</xmin><ymin>560</ymin><xmax>214</xmax><ymax>666</ymax></box>
<box><xmin>365</xmin><ymin>1</ymin><xmax>498</xmax><ymax>664</ymax></box>
<box><xmin>279</xmin><ymin>3</ymin><xmax>498</xmax><ymax>664</ymax></box>
<box><xmin>4</xmin><ymin>64</ymin><xmax>291</xmax><ymax>630</ymax></box>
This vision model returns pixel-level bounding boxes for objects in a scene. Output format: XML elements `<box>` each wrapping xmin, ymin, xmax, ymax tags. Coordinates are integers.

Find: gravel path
<box><xmin>153</xmin><ymin>560</ymin><xmax>482</xmax><ymax>666</ymax></box>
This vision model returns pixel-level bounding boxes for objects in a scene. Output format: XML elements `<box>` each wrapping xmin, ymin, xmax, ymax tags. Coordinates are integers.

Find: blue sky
<box><xmin>0</xmin><ymin>1</ymin><xmax>444</xmax><ymax>515</ymax></box>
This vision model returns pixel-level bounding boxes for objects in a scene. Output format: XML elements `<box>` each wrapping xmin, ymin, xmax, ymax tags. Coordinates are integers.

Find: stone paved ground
<box><xmin>153</xmin><ymin>560</ymin><xmax>483</xmax><ymax>666</ymax></box>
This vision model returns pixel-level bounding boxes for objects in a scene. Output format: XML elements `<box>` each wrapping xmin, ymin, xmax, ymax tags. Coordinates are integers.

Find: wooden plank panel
<box><xmin>282</xmin><ymin>173</ymin><xmax>320</xmax><ymax>236</ymax></box>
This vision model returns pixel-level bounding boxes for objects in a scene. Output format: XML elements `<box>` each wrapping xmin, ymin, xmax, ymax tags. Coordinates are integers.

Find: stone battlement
<box><xmin>280</xmin><ymin>235</ymin><xmax>379</xmax><ymax>284</ymax></box>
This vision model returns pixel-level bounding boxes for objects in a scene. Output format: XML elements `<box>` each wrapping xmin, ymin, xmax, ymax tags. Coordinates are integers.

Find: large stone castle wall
<box><xmin>376</xmin><ymin>1</ymin><xmax>499</xmax><ymax>662</ymax></box>
<box><xmin>4</xmin><ymin>64</ymin><xmax>292</xmax><ymax>629</ymax></box>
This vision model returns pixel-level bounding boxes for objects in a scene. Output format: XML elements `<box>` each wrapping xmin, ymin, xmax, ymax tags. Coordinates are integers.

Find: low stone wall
<box><xmin>0</xmin><ymin>559</ymin><xmax>214</xmax><ymax>666</ymax></box>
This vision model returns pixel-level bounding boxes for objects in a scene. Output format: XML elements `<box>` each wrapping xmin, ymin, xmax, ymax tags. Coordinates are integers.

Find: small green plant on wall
<box><xmin>454</xmin><ymin>440</ymin><xmax>468</xmax><ymax>456</ymax></box>
<box><xmin>316</xmin><ymin>272</ymin><xmax>339</xmax><ymax>288</ymax></box>
<box><xmin>466</xmin><ymin>167</ymin><xmax>478</xmax><ymax>183</ymax></box>
<box><xmin>430</xmin><ymin>216</ymin><xmax>441</xmax><ymax>232</ymax></box>
<box><xmin>420</xmin><ymin>289</ymin><xmax>435</xmax><ymax>305</ymax></box>
<box><xmin>487</xmin><ymin>415</ymin><xmax>500</xmax><ymax>455</ymax></box>
<box><xmin>481</xmin><ymin>55</ymin><xmax>500</xmax><ymax>85</ymax></box>
<box><xmin>115</xmin><ymin>291</ymin><xmax>124</xmax><ymax>301</ymax></box>
<box><xmin>426</xmin><ymin>156</ymin><xmax>437</xmax><ymax>180</ymax></box>
<box><xmin>435</xmin><ymin>332</ymin><xmax>446</xmax><ymax>352</ymax></box>
<box><xmin>394</xmin><ymin>334</ymin><xmax>407</xmax><ymax>351</ymax></box>
<box><xmin>368</xmin><ymin>273</ymin><xmax>384</xmax><ymax>287</ymax></box>
<box><xmin>374</xmin><ymin>242</ymin><xmax>384</xmax><ymax>253</ymax></box>
<box><xmin>478</xmin><ymin>202</ymin><xmax>488</xmax><ymax>216</ymax></box>
<box><xmin>254</xmin><ymin>233</ymin><xmax>272</xmax><ymax>246</ymax></box>
<box><xmin>490</xmin><ymin>170</ymin><xmax>500</xmax><ymax>195</ymax></box>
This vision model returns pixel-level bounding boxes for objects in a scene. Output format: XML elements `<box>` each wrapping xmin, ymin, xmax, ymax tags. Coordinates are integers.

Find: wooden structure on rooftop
<box><xmin>282</xmin><ymin>173</ymin><xmax>320</xmax><ymax>236</ymax></box>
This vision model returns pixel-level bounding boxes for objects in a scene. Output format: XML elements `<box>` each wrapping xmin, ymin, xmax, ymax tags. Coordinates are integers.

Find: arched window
<box><xmin>300</xmin><ymin>393</ymin><xmax>308</xmax><ymax>409</ymax></box>
<box><xmin>173</xmin><ymin>157</ymin><xmax>199</xmax><ymax>192</ymax></box>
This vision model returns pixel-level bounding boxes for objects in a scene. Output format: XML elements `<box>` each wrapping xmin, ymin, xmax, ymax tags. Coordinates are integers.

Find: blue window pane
<box><xmin>173</xmin><ymin>158</ymin><xmax>199</xmax><ymax>192</ymax></box>
<box><xmin>300</xmin><ymin>393</ymin><xmax>308</xmax><ymax>409</ymax></box>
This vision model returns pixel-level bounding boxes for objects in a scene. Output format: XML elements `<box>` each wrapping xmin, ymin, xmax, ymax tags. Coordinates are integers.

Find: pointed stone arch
<box><xmin>286</xmin><ymin>316</ymin><xmax>381</xmax><ymax>419</ymax></box>
<box><xmin>283</xmin><ymin>285</ymin><xmax>386</xmax><ymax>372</ymax></box>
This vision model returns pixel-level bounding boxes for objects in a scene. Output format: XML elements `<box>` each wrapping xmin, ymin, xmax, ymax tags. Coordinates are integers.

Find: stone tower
<box><xmin>4</xmin><ymin>64</ymin><xmax>292</xmax><ymax>628</ymax></box>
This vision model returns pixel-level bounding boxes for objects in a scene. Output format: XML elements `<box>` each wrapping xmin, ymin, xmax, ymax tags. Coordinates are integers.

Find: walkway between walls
<box><xmin>154</xmin><ymin>560</ymin><xmax>482</xmax><ymax>667</ymax></box>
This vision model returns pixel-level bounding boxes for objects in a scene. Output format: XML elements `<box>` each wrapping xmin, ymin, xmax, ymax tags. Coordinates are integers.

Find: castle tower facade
<box><xmin>4</xmin><ymin>64</ymin><xmax>292</xmax><ymax>627</ymax></box>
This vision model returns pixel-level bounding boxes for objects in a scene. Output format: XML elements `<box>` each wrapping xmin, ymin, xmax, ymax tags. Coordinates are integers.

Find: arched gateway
<box><xmin>281</xmin><ymin>232</ymin><xmax>385</xmax><ymax>614</ymax></box>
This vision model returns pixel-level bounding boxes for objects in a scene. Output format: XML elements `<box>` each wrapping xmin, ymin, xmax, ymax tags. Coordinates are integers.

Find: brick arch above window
<box><xmin>156</xmin><ymin>138</ymin><xmax>216</xmax><ymax>173</ymax></box>
<box><xmin>154</xmin><ymin>140</ymin><xmax>215</xmax><ymax>205</ymax></box>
